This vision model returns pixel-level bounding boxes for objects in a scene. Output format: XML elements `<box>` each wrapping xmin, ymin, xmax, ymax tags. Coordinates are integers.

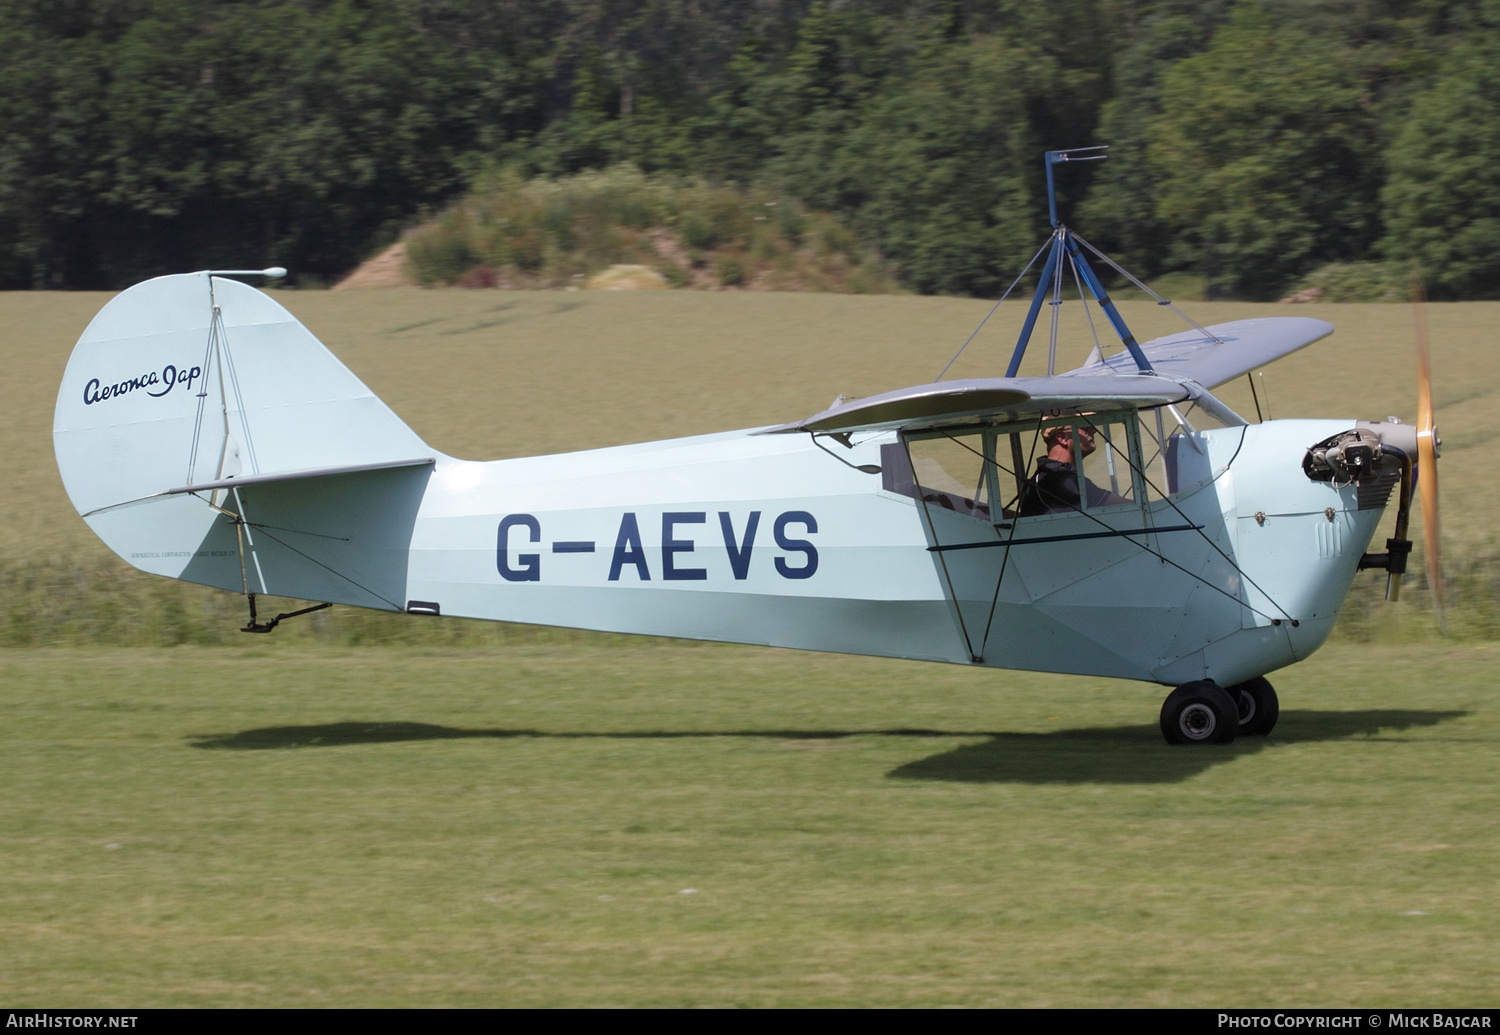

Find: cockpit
<box><xmin>880</xmin><ymin>397</ymin><xmax>1244</xmax><ymax>526</ymax></box>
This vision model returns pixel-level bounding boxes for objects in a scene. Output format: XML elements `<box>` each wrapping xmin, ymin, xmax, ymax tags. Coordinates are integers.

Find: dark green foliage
<box><xmin>1382</xmin><ymin>12</ymin><xmax>1500</xmax><ymax>298</ymax></box>
<box><xmin>4</xmin><ymin>0</ymin><xmax>1500</xmax><ymax>296</ymax></box>
<box><xmin>814</xmin><ymin>34</ymin><xmax>1039</xmax><ymax>296</ymax></box>
<box><xmin>1086</xmin><ymin>0</ymin><xmax>1500</xmax><ymax>298</ymax></box>
<box><xmin>0</xmin><ymin>0</ymin><xmax>527</xmax><ymax>287</ymax></box>
<box><xmin>1146</xmin><ymin>4</ymin><xmax>1385</xmax><ymax>298</ymax></box>
<box><xmin>1080</xmin><ymin>2</ymin><xmax>1234</xmax><ymax>275</ymax></box>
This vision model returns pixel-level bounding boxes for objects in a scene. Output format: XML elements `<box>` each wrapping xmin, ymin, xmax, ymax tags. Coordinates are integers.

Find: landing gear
<box><xmin>1160</xmin><ymin>681</ymin><xmax>1239</xmax><ymax>745</ymax></box>
<box><xmin>1227</xmin><ymin>676</ymin><xmax>1279</xmax><ymax>737</ymax></box>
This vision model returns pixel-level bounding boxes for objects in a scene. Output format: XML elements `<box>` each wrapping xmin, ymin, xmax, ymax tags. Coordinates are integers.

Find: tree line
<box><xmin>2</xmin><ymin>0</ymin><xmax>1498</xmax><ymax>299</ymax></box>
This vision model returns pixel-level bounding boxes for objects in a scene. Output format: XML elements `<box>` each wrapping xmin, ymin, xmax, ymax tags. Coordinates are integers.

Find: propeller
<box><xmin>1411</xmin><ymin>272</ymin><xmax>1448</xmax><ymax>631</ymax></box>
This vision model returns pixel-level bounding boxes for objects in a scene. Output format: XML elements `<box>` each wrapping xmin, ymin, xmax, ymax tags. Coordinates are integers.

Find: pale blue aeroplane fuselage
<box><xmin>55</xmin><ymin>274</ymin><xmax>1399</xmax><ymax>695</ymax></box>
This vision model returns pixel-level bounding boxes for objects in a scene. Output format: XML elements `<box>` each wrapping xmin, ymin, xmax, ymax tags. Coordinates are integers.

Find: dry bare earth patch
<box><xmin>332</xmin><ymin>243</ymin><xmax>415</xmax><ymax>290</ymax></box>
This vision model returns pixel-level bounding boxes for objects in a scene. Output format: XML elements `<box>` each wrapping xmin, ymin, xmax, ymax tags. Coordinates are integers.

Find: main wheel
<box><xmin>1227</xmin><ymin>676</ymin><xmax>1279</xmax><ymax>737</ymax></box>
<box><xmin>1160</xmin><ymin>681</ymin><xmax>1239</xmax><ymax>745</ymax></box>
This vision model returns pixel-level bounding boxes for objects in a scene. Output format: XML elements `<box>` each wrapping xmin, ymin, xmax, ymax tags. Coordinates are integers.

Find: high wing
<box><xmin>767</xmin><ymin>317</ymin><xmax>1332</xmax><ymax>436</ymax></box>
<box><xmin>1064</xmin><ymin>317</ymin><xmax>1333</xmax><ymax>387</ymax></box>
<box><xmin>763</xmin><ymin>374</ymin><xmax>1192</xmax><ymax>435</ymax></box>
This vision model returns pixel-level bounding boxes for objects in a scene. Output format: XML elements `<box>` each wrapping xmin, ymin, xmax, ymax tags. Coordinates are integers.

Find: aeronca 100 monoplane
<box><xmin>54</xmin><ymin>148</ymin><xmax>1444</xmax><ymax>746</ymax></box>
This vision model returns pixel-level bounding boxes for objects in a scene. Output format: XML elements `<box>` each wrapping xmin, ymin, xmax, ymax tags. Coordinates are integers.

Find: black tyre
<box><xmin>1160</xmin><ymin>681</ymin><xmax>1239</xmax><ymax>745</ymax></box>
<box><xmin>1227</xmin><ymin>676</ymin><xmax>1279</xmax><ymax>737</ymax></box>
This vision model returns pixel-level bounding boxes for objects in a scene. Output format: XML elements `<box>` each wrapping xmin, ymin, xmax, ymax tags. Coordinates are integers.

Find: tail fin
<box><xmin>54</xmin><ymin>273</ymin><xmax>436</xmax><ymax>610</ymax></box>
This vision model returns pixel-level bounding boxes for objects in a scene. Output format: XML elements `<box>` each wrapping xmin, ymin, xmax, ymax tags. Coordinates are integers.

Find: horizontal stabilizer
<box><xmin>168</xmin><ymin>457</ymin><xmax>436</xmax><ymax>497</ymax></box>
<box><xmin>80</xmin><ymin>459</ymin><xmax>434</xmax><ymax>611</ymax></box>
<box><xmin>79</xmin><ymin>456</ymin><xmax>438</xmax><ymax>518</ymax></box>
<box><xmin>1065</xmin><ymin>317</ymin><xmax>1333</xmax><ymax>387</ymax></box>
<box><xmin>765</xmin><ymin>374</ymin><xmax>1192</xmax><ymax>435</ymax></box>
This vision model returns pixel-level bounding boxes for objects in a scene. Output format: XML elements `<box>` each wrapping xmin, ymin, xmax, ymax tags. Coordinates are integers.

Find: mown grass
<box><xmin>0</xmin><ymin>641</ymin><xmax>1496</xmax><ymax>1006</ymax></box>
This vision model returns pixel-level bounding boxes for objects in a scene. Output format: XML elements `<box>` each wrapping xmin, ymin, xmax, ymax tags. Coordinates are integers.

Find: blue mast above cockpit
<box><xmin>1005</xmin><ymin>147</ymin><xmax>1156</xmax><ymax>378</ymax></box>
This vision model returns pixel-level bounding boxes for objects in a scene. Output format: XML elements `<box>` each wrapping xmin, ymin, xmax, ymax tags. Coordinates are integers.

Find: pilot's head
<box><xmin>1043</xmin><ymin>424</ymin><xmax>1098</xmax><ymax>460</ymax></box>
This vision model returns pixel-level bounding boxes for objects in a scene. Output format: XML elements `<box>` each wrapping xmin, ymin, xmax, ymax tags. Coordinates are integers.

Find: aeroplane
<box><xmin>52</xmin><ymin>148</ymin><xmax>1443</xmax><ymax>746</ymax></box>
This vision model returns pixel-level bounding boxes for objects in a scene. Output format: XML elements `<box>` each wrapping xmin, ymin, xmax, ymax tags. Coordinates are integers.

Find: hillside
<box><xmin>384</xmin><ymin>167</ymin><xmax>899</xmax><ymax>294</ymax></box>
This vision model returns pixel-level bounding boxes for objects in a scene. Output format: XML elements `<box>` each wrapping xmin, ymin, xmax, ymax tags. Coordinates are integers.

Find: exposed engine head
<box><xmin>1304</xmin><ymin>428</ymin><xmax>1385</xmax><ymax>484</ymax></box>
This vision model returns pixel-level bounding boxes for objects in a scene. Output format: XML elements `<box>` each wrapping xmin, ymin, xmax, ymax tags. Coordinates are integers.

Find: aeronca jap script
<box><xmin>82</xmin><ymin>363</ymin><xmax>202</xmax><ymax>405</ymax></box>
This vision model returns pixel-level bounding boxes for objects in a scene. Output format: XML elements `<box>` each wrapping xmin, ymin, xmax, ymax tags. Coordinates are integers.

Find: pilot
<box><xmin>1018</xmin><ymin>424</ymin><xmax>1132</xmax><ymax>516</ymax></box>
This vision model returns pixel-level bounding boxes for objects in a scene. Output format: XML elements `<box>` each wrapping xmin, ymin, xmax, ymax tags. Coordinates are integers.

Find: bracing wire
<box><xmin>904</xmin><ymin>435</ymin><xmax>982</xmax><ymax>661</ymax></box>
<box><xmin>976</xmin><ymin>420</ymin><xmax>1044</xmax><ymax>659</ymax></box>
<box><xmin>1068</xmin><ymin>252</ymin><xmax>1105</xmax><ymax>366</ymax></box>
<box><xmin>1047</xmin><ymin>237</ymin><xmax>1065</xmax><ymax>375</ymax></box>
<box><xmin>1072</xmin><ymin>232</ymin><xmax>1223</xmax><ymax>344</ymax></box>
<box><xmin>247</xmin><ymin>524</ymin><xmax>404</xmax><ymax>611</ymax></box>
<box><xmin>935</xmin><ymin>234</ymin><xmax>1054</xmax><ymax>382</ymax></box>
<box><xmin>185</xmin><ymin>295</ymin><xmax>218</xmax><ymax>484</ymax></box>
<box><xmin>217</xmin><ymin>308</ymin><xmax>260</xmax><ymax>477</ymax></box>
<box><xmin>1073</xmin><ymin>413</ymin><xmax>1296</xmax><ymax>623</ymax></box>
<box><xmin>922</xmin><ymin>416</ymin><xmax>1298</xmax><ymax>629</ymax></box>
<box><xmin>190</xmin><ymin>489</ymin><xmax>398</xmax><ymax>611</ymax></box>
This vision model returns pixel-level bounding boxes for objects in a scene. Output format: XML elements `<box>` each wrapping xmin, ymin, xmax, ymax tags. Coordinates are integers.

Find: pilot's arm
<box><xmin>1084</xmin><ymin>480</ymin><xmax>1132</xmax><ymax>509</ymax></box>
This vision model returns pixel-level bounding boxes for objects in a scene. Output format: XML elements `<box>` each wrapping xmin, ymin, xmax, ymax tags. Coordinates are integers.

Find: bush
<box><xmin>404</xmin><ymin>213</ymin><xmax>478</xmax><ymax>284</ymax></box>
<box><xmin>402</xmin><ymin>164</ymin><xmax>895</xmax><ymax>292</ymax></box>
<box><xmin>1290</xmin><ymin>261</ymin><xmax>1408</xmax><ymax>303</ymax></box>
<box><xmin>715</xmin><ymin>252</ymin><xmax>746</xmax><ymax>287</ymax></box>
<box><xmin>678</xmin><ymin>209</ymin><xmax>717</xmax><ymax>250</ymax></box>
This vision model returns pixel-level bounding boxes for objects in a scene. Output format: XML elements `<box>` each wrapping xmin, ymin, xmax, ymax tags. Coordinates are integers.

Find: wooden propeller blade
<box><xmin>1412</xmin><ymin>272</ymin><xmax>1447</xmax><ymax>632</ymax></box>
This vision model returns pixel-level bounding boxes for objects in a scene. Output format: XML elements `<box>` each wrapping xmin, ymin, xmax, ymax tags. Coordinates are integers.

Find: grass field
<box><xmin>2</xmin><ymin>286</ymin><xmax>1498</xmax><ymax>1004</ymax></box>
<box><xmin>1</xmin><ymin>641</ymin><xmax>1497</xmax><ymax>1006</ymax></box>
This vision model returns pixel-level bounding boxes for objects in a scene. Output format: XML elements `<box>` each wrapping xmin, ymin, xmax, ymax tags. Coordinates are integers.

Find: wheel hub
<box><xmin>1179</xmin><ymin>702</ymin><xmax>1217</xmax><ymax>740</ymax></box>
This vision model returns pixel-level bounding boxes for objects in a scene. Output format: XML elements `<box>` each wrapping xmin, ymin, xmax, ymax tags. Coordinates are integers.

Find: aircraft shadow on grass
<box><xmin>886</xmin><ymin>710</ymin><xmax>1468</xmax><ymax>784</ymax></box>
<box><xmin>188</xmin><ymin>709</ymin><xmax>1465</xmax><ymax>784</ymax></box>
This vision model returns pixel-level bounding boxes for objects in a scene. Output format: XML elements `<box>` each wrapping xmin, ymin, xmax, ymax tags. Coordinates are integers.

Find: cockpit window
<box><xmin>883</xmin><ymin>411</ymin><xmax>1151</xmax><ymax>523</ymax></box>
<box><xmin>882</xmin><ymin>404</ymin><xmax>1235</xmax><ymax>526</ymax></box>
<box><xmin>883</xmin><ymin>432</ymin><xmax>995</xmax><ymax>520</ymax></box>
<box><xmin>1020</xmin><ymin>415</ymin><xmax>1143</xmax><ymax>517</ymax></box>
<box><xmin>1139</xmin><ymin>400</ymin><xmax>1237</xmax><ymax>497</ymax></box>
